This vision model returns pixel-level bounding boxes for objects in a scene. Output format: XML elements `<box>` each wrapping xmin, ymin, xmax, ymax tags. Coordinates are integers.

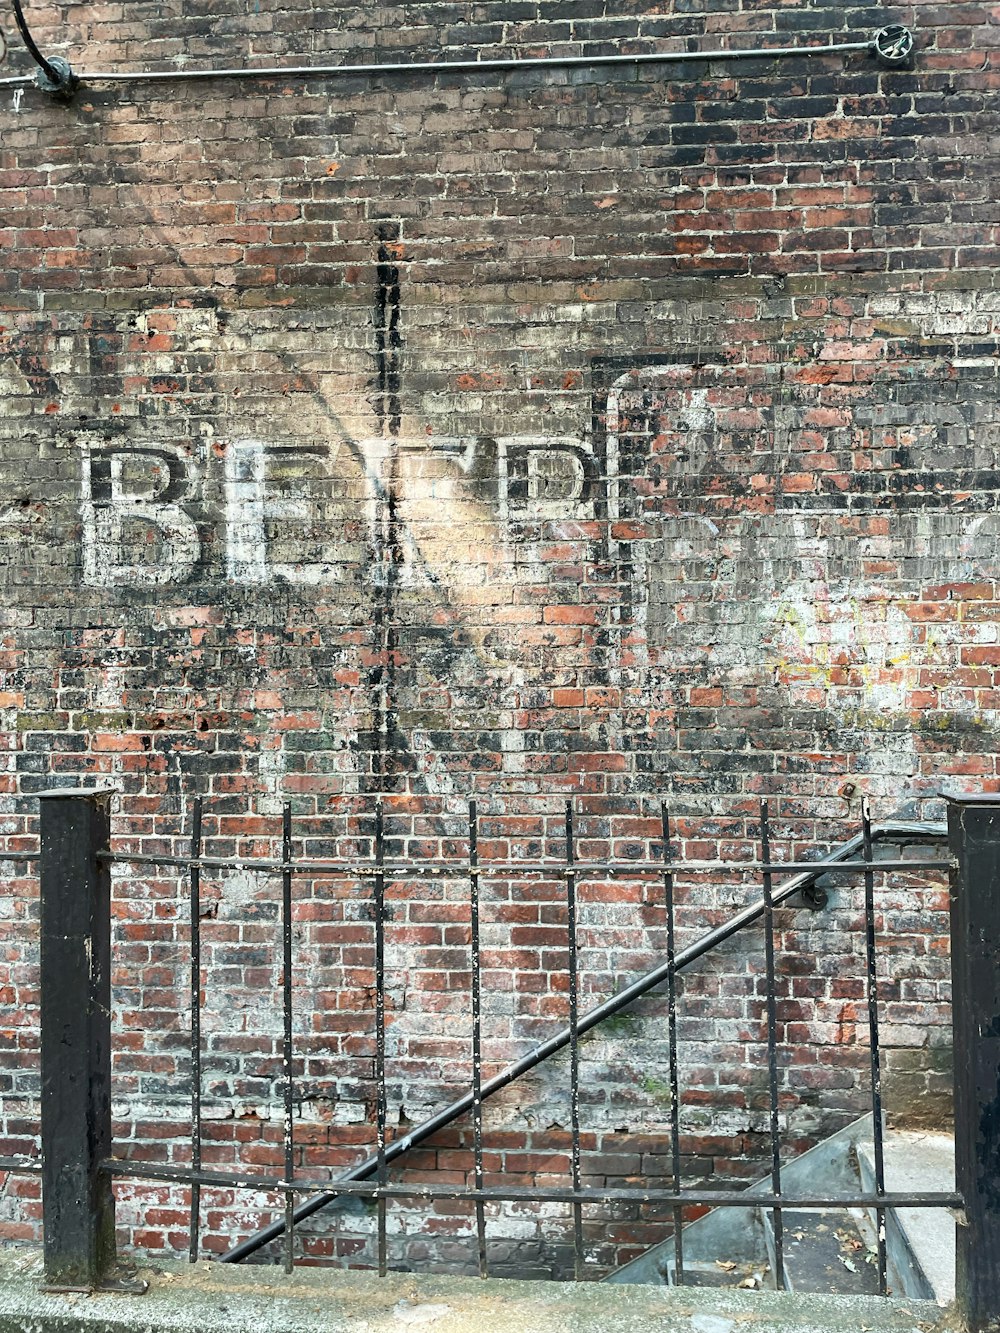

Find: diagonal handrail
<box><xmin>220</xmin><ymin>819</ymin><xmax>947</xmax><ymax>1262</ymax></box>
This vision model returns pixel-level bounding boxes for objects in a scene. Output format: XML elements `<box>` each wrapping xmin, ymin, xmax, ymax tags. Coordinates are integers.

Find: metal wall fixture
<box><xmin>9</xmin><ymin>0</ymin><xmax>76</xmax><ymax>96</ymax></box>
<box><xmin>1</xmin><ymin>17</ymin><xmax>915</xmax><ymax>97</ymax></box>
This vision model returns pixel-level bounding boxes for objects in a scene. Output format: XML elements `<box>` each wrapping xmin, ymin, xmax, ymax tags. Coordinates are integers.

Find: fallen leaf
<box><xmin>715</xmin><ymin>1260</ymin><xmax>737</xmax><ymax>1272</ymax></box>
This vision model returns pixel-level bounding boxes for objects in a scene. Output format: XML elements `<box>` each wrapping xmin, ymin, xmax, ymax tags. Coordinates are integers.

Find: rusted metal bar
<box><xmin>947</xmin><ymin>793</ymin><xmax>1000</xmax><ymax>1333</ymax></box>
<box><xmin>105</xmin><ymin>1158</ymin><xmax>964</xmax><ymax>1211</ymax></box>
<box><xmin>374</xmin><ymin>801</ymin><xmax>388</xmax><ymax>1277</ymax></box>
<box><xmin>188</xmin><ymin>798</ymin><xmax>203</xmax><ymax>1264</ymax></box>
<box><xmin>282</xmin><ymin>803</ymin><xmax>295</xmax><ymax>1275</ymax></box>
<box><xmin>38</xmin><ymin>788</ymin><xmax>117</xmax><ymax>1291</ymax></box>
<box><xmin>91</xmin><ymin>850</ymin><xmax>952</xmax><ymax>877</ymax></box>
<box><xmin>662</xmin><ymin>803</ymin><xmax>684</xmax><ymax>1287</ymax></box>
<box><xmin>760</xmin><ymin>801</ymin><xmax>784</xmax><ymax>1291</ymax></box>
<box><xmin>566</xmin><ymin>801</ymin><xmax>584</xmax><ymax>1280</ymax></box>
<box><xmin>862</xmin><ymin>800</ymin><xmax>888</xmax><ymax>1295</ymax></box>
<box><xmin>469</xmin><ymin>799</ymin><xmax>487</xmax><ymax>1279</ymax></box>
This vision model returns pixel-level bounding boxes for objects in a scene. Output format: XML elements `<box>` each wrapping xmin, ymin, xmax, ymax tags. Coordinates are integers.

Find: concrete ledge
<box><xmin>0</xmin><ymin>1247</ymin><xmax>961</xmax><ymax>1333</ymax></box>
<box><xmin>858</xmin><ymin>1130</ymin><xmax>956</xmax><ymax>1303</ymax></box>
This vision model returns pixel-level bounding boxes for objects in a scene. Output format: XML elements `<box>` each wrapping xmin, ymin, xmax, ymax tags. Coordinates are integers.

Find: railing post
<box><xmin>947</xmin><ymin>793</ymin><xmax>1000</xmax><ymax>1333</ymax></box>
<box><xmin>38</xmin><ymin>786</ymin><xmax>116</xmax><ymax>1291</ymax></box>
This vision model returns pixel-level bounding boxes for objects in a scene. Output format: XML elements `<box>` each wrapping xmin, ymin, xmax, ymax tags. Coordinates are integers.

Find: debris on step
<box><xmin>778</xmin><ymin>1211</ymin><xmax>884</xmax><ymax>1296</ymax></box>
<box><xmin>664</xmin><ymin>1259</ymin><xmax>768</xmax><ymax>1288</ymax></box>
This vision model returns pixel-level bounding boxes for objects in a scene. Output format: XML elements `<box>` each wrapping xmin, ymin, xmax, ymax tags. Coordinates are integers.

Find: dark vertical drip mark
<box><xmin>373</xmin><ymin>260</ymin><xmax>389</xmax><ymax>436</ymax></box>
<box><xmin>374</xmin><ymin>225</ymin><xmax>402</xmax><ymax>440</ymax></box>
<box><xmin>369</xmin><ymin>223</ymin><xmax>407</xmax><ymax>791</ymax></box>
<box><xmin>377</xmin><ymin>245</ymin><xmax>402</xmax><ymax>438</ymax></box>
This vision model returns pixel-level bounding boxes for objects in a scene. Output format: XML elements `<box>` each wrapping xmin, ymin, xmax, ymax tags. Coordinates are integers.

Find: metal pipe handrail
<box><xmin>220</xmin><ymin>818</ymin><xmax>947</xmax><ymax>1262</ymax></box>
<box><xmin>0</xmin><ymin>25</ymin><xmax>913</xmax><ymax>92</ymax></box>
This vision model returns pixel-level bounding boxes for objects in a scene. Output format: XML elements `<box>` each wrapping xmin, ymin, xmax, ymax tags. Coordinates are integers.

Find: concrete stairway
<box><xmin>604</xmin><ymin>1117</ymin><xmax>955</xmax><ymax>1302</ymax></box>
<box><xmin>856</xmin><ymin>1128</ymin><xmax>956</xmax><ymax>1303</ymax></box>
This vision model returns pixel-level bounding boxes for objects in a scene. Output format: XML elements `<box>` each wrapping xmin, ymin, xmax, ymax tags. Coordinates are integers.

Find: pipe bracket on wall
<box><xmin>873</xmin><ymin>25</ymin><xmax>914</xmax><ymax>68</ymax></box>
<box><xmin>34</xmin><ymin>54</ymin><xmax>78</xmax><ymax>97</ymax></box>
<box><xmin>11</xmin><ymin>0</ymin><xmax>78</xmax><ymax>97</ymax></box>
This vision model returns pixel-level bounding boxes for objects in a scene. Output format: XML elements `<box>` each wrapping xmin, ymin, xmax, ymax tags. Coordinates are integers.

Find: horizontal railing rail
<box><xmin>101</xmin><ymin>1158</ymin><xmax>964</xmax><ymax>1211</ymax></box>
<box><xmin>4</xmin><ymin>849</ymin><xmax>952</xmax><ymax>877</ymax></box>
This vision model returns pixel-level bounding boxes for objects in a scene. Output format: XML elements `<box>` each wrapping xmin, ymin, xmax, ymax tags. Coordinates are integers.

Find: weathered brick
<box><xmin>0</xmin><ymin>0</ymin><xmax>985</xmax><ymax>1277</ymax></box>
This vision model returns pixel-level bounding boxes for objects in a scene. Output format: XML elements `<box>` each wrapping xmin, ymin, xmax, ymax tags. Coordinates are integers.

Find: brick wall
<box><xmin>0</xmin><ymin>0</ymin><xmax>989</xmax><ymax>1277</ymax></box>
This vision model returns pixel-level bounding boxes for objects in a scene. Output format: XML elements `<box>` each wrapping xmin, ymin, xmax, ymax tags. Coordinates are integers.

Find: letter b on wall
<box><xmin>80</xmin><ymin>445</ymin><xmax>201</xmax><ymax>586</ymax></box>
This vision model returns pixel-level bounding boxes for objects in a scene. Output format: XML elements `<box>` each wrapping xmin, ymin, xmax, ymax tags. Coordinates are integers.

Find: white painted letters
<box><xmin>80</xmin><ymin>444</ymin><xmax>201</xmax><ymax>586</ymax></box>
<box><xmin>224</xmin><ymin>439</ymin><xmax>339</xmax><ymax>585</ymax></box>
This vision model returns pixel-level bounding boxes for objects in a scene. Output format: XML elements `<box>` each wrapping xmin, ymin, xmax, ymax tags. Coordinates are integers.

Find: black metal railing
<box><xmin>216</xmin><ymin>803</ymin><xmax>952</xmax><ymax>1274</ymax></box>
<box><xmin>8</xmin><ymin>786</ymin><xmax>999</xmax><ymax>1326</ymax></box>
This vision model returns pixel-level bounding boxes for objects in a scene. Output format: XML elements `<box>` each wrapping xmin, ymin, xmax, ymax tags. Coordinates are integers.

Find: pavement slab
<box><xmin>0</xmin><ymin>1245</ymin><xmax>961</xmax><ymax>1333</ymax></box>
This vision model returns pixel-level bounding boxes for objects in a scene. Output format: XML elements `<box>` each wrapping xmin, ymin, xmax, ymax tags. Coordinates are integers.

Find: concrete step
<box><xmin>857</xmin><ymin>1128</ymin><xmax>955</xmax><ymax>1304</ymax></box>
<box><xmin>0</xmin><ymin>1245</ymin><xmax>956</xmax><ymax>1333</ymax></box>
<box><xmin>604</xmin><ymin>1115</ymin><xmax>954</xmax><ymax>1301</ymax></box>
<box><xmin>659</xmin><ymin>1259</ymin><xmax>769</xmax><ymax>1290</ymax></box>
<box><xmin>605</xmin><ymin>1117</ymin><xmax>874</xmax><ymax>1287</ymax></box>
<box><xmin>760</xmin><ymin>1208</ymin><xmax>882</xmax><ymax>1296</ymax></box>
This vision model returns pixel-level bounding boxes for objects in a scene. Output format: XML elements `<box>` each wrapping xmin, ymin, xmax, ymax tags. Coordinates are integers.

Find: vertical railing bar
<box><xmin>188</xmin><ymin>796</ymin><xmax>203</xmax><ymax>1264</ymax></box>
<box><xmin>375</xmin><ymin>799</ymin><xmax>388</xmax><ymax>1277</ymax></box>
<box><xmin>469</xmin><ymin>798</ymin><xmax>488</xmax><ymax>1278</ymax></box>
<box><xmin>662</xmin><ymin>802</ymin><xmax>684</xmax><ymax>1287</ymax></box>
<box><xmin>282</xmin><ymin>802</ymin><xmax>295</xmax><ymax>1275</ymax></box>
<box><xmin>38</xmin><ymin>789</ymin><xmax>117</xmax><ymax>1290</ymax></box>
<box><xmin>760</xmin><ymin>800</ymin><xmax>784</xmax><ymax>1292</ymax></box>
<box><xmin>566</xmin><ymin>799</ymin><xmax>584</xmax><ymax>1281</ymax></box>
<box><xmin>862</xmin><ymin>797</ymin><xmax>888</xmax><ymax>1296</ymax></box>
<box><xmin>946</xmin><ymin>793</ymin><xmax>1000</xmax><ymax>1333</ymax></box>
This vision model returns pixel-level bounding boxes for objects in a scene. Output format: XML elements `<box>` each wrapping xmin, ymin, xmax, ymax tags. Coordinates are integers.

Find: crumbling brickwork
<box><xmin>0</xmin><ymin>0</ymin><xmax>991</xmax><ymax>1277</ymax></box>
